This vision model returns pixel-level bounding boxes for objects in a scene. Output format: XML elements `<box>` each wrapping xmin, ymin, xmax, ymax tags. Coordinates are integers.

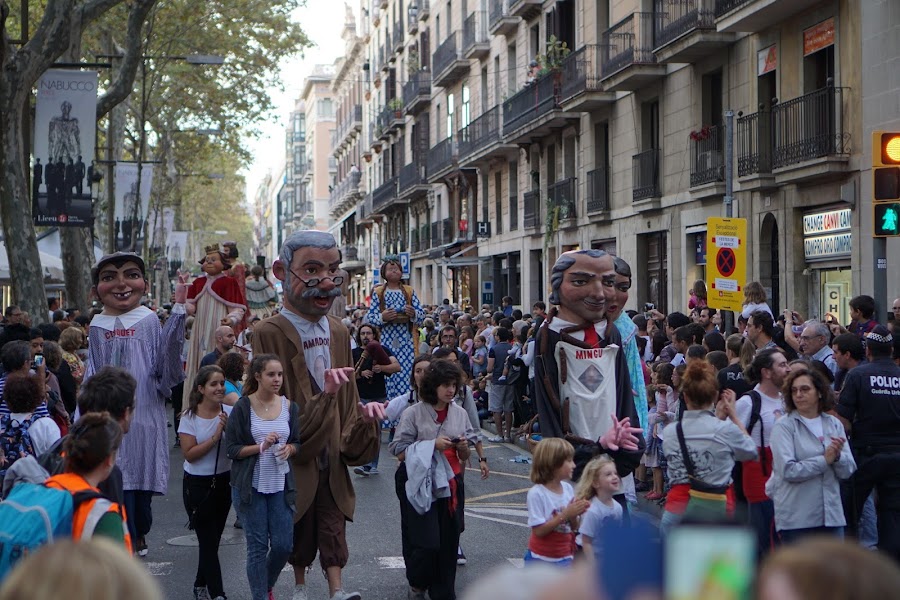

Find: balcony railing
<box><xmin>403</xmin><ymin>70</ymin><xmax>431</xmax><ymax>113</ymax></box>
<box><xmin>458</xmin><ymin>105</ymin><xmax>501</xmax><ymax>160</ymax></box>
<box><xmin>737</xmin><ymin>107</ymin><xmax>772</xmax><ymax>176</ymax></box>
<box><xmin>416</xmin><ymin>0</ymin><xmax>430</xmax><ymax>20</ymax></box>
<box><xmin>399</xmin><ymin>161</ymin><xmax>428</xmax><ymax>193</ymax></box>
<box><xmin>502</xmin><ymin>73</ymin><xmax>560</xmax><ymax>135</ymax></box>
<box><xmin>430</xmin><ymin>217</ymin><xmax>453</xmax><ymax>247</ymax></box>
<box><xmin>393</xmin><ymin>20</ymin><xmax>404</xmax><ymax>51</ymax></box>
<box><xmin>413</xmin><ymin>223</ymin><xmax>430</xmax><ymax>252</ymax></box>
<box><xmin>714</xmin><ymin>0</ymin><xmax>753</xmax><ymax>17</ymax></box>
<box><xmin>771</xmin><ymin>85</ymin><xmax>849</xmax><ymax>169</ymax></box>
<box><xmin>462</xmin><ymin>11</ymin><xmax>489</xmax><ymax>57</ymax></box>
<box><xmin>523</xmin><ymin>190</ymin><xmax>541</xmax><ymax>228</ymax></box>
<box><xmin>560</xmin><ymin>45</ymin><xmax>603</xmax><ymax>101</ymax></box>
<box><xmin>586</xmin><ymin>167</ymin><xmax>609</xmax><ymax>213</ymax></box>
<box><xmin>427</xmin><ymin>137</ymin><xmax>456</xmax><ymax>179</ymax></box>
<box><xmin>372</xmin><ymin>176</ymin><xmax>399</xmax><ymax>211</ymax></box>
<box><xmin>654</xmin><ymin>0</ymin><xmax>716</xmax><ymax>49</ymax></box>
<box><xmin>601</xmin><ymin>13</ymin><xmax>658</xmax><ymax>78</ymax></box>
<box><xmin>690</xmin><ymin>125</ymin><xmax>725</xmax><ymax>186</ymax></box>
<box><xmin>632</xmin><ymin>148</ymin><xmax>660</xmax><ymax>200</ymax></box>
<box><xmin>547</xmin><ymin>178</ymin><xmax>577</xmax><ymax>221</ymax></box>
<box><xmin>433</xmin><ymin>32</ymin><xmax>467</xmax><ymax>86</ymax></box>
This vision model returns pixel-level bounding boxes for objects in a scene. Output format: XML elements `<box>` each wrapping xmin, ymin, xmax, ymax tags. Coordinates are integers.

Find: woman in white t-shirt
<box><xmin>178</xmin><ymin>365</ymin><xmax>232</xmax><ymax>600</ymax></box>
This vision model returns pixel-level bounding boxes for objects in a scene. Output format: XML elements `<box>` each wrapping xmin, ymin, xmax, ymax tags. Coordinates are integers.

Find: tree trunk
<box><xmin>61</xmin><ymin>228</ymin><xmax>95</xmax><ymax>311</ymax></box>
<box><xmin>0</xmin><ymin>86</ymin><xmax>50</xmax><ymax>321</ymax></box>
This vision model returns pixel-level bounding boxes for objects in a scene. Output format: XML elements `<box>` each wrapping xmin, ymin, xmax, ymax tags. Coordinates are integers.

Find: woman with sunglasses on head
<box><xmin>766</xmin><ymin>368</ymin><xmax>855</xmax><ymax>544</ymax></box>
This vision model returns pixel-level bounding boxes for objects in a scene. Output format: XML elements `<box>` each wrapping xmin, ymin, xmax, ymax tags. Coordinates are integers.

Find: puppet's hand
<box><xmin>324</xmin><ymin>367</ymin><xmax>355</xmax><ymax>395</ymax></box>
<box><xmin>174</xmin><ymin>270</ymin><xmax>189</xmax><ymax>304</ymax></box>
<box><xmin>598</xmin><ymin>414</ymin><xmax>642</xmax><ymax>452</ymax></box>
<box><xmin>358</xmin><ymin>400</ymin><xmax>386</xmax><ymax>423</ymax></box>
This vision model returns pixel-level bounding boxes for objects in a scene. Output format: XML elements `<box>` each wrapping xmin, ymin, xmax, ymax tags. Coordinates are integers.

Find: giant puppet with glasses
<box><xmin>533</xmin><ymin>250</ymin><xmax>645</xmax><ymax>499</ymax></box>
<box><xmin>253</xmin><ymin>230</ymin><xmax>385</xmax><ymax>600</ymax></box>
<box><xmin>182</xmin><ymin>243</ymin><xmax>247</xmax><ymax>409</ymax></box>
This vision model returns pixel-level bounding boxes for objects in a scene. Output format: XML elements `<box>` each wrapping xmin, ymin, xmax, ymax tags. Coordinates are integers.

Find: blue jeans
<box><xmin>860</xmin><ymin>493</ymin><xmax>879</xmax><ymax>549</ymax></box>
<box><xmin>232</xmin><ymin>488</ymin><xmax>294</xmax><ymax>600</ymax></box>
<box><xmin>362</xmin><ymin>398</ymin><xmax>385</xmax><ymax>470</ymax></box>
<box><xmin>523</xmin><ymin>549</ymin><xmax>573</xmax><ymax>567</ymax></box>
<box><xmin>748</xmin><ymin>500</ymin><xmax>776</xmax><ymax>555</ymax></box>
<box><xmin>779</xmin><ymin>526</ymin><xmax>844</xmax><ymax>545</ymax></box>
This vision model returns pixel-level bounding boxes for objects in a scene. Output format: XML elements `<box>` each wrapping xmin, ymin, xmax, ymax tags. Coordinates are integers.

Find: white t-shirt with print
<box><xmin>178</xmin><ymin>411</ymin><xmax>232</xmax><ymax>476</ymax></box>
<box><xmin>579</xmin><ymin>496</ymin><xmax>623</xmax><ymax>542</ymax></box>
<box><xmin>527</xmin><ymin>481</ymin><xmax>576</xmax><ymax>561</ymax></box>
<box><xmin>736</xmin><ymin>385</ymin><xmax>785</xmax><ymax>448</ymax></box>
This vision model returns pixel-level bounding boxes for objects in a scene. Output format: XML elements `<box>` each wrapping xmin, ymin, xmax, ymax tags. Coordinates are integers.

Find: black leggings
<box><xmin>183</xmin><ymin>472</ymin><xmax>232</xmax><ymax>597</ymax></box>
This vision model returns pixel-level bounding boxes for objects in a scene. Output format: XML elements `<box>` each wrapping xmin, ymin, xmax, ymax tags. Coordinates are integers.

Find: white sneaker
<box><xmin>292</xmin><ymin>584</ymin><xmax>307</xmax><ymax>600</ymax></box>
<box><xmin>488</xmin><ymin>435</ymin><xmax>504</xmax><ymax>443</ymax></box>
<box><xmin>329</xmin><ymin>592</ymin><xmax>361</xmax><ymax>600</ymax></box>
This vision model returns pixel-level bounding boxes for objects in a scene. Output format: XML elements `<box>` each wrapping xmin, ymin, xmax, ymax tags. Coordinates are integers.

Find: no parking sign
<box><xmin>706</xmin><ymin>217</ymin><xmax>747</xmax><ymax>312</ymax></box>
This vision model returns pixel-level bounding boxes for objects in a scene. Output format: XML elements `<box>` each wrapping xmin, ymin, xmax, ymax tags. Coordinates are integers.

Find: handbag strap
<box><xmin>676</xmin><ymin>421</ymin><xmax>696</xmax><ymax>480</ymax></box>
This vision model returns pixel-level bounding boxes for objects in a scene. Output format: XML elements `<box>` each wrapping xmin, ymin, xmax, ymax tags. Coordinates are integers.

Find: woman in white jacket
<box><xmin>767</xmin><ymin>368</ymin><xmax>856</xmax><ymax>544</ymax></box>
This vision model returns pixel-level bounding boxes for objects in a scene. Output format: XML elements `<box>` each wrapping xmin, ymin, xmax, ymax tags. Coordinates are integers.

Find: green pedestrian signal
<box><xmin>874</xmin><ymin>202</ymin><xmax>900</xmax><ymax>237</ymax></box>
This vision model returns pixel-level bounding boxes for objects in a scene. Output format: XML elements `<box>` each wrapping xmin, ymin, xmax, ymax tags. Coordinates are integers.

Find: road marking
<box><xmin>466</xmin><ymin>507</ymin><xmax>529</xmax><ymax>518</ymax></box>
<box><xmin>465</xmin><ymin>502</ymin><xmax>527</xmax><ymax>508</ymax></box>
<box><xmin>465</xmin><ymin>468</ymin><xmax>531</xmax><ymax>480</ymax></box>
<box><xmin>376</xmin><ymin>556</ymin><xmax>407</xmax><ymax>569</ymax></box>
<box><xmin>144</xmin><ymin>562</ymin><xmax>173</xmax><ymax>576</ymax></box>
<box><xmin>507</xmin><ymin>558</ymin><xmax>525</xmax><ymax>568</ymax></box>
<box><xmin>464</xmin><ymin>512</ymin><xmax>529</xmax><ymax>528</ymax></box>
<box><xmin>467</xmin><ymin>487</ymin><xmax>531</xmax><ymax>502</ymax></box>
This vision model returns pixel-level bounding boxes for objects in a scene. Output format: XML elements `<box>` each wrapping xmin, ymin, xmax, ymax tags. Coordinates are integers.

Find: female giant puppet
<box><xmin>183</xmin><ymin>243</ymin><xmax>246</xmax><ymax>408</ymax></box>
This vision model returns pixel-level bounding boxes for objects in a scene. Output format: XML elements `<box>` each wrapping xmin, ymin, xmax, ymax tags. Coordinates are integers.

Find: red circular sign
<box><xmin>716</xmin><ymin>248</ymin><xmax>736</xmax><ymax>277</ymax></box>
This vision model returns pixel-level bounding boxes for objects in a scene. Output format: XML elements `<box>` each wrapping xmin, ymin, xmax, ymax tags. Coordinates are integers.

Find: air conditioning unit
<box><xmin>697</xmin><ymin>151</ymin><xmax>722</xmax><ymax>172</ymax></box>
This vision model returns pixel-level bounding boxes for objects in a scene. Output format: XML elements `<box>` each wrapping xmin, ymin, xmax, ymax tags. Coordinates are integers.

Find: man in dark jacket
<box><xmin>533</xmin><ymin>249</ymin><xmax>643</xmax><ymax>485</ymax></box>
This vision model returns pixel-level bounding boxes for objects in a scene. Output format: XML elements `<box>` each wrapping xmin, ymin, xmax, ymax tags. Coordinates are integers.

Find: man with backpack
<box><xmin>734</xmin><ymin>348</ymin><xmax>790</xmax><ymax>555</ymax></box>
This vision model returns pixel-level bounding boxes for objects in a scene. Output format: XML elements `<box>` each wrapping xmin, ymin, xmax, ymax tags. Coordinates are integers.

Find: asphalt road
<box><xmin>148</xmin><ymin>427</ymin><xmax>534</xmax><ymax>600</ymax></box>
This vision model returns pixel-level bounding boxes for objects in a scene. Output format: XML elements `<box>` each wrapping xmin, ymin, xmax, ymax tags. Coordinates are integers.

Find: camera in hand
<box><xmin>32</xmin><ymin>354</ymin><xmax>44</xmax><ymax>368</ymax></box>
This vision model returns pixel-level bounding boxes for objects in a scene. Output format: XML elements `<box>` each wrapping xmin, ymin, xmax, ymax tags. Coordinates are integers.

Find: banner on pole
<box><xmin>166</xmin><ymin>231</ymin><xmax>189</xmax><ymax>275</ymax></box>
<box><xmin>32</xmin><ymin>70</ymin><xmax>99</xmax><ymax>227</ymax></box>
<box><xmin>114</xmin><ymin>163</ymin><xmax>155</xmax><ymax>251</ymax></box>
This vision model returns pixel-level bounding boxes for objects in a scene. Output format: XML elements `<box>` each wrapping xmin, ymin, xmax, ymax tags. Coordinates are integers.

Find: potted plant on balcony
<box><xmin>407</xmin><ymin>48</ymin><xmax>420</xmax><ymax>76</ymax></box>
<box><xmin>690</xmin><ymin>125</ymin><xmax>712</xmax><ymax>141</ymax></box>
<box><xmin>389</xmin><ymin>97</ymin><xmax>403</xmax><ymax>118</ymax></box>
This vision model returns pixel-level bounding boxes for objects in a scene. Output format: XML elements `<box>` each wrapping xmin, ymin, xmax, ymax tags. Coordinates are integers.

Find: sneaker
<box><xmin>408</xmin><ymin>587</ymin><xmax>427</xmax><ymax>600</ymax></box>
<box><xmin>367</xmin><ymin>468</ymin><xmax>380</xmax><ymax>475</ymax></box>
<box><xmin>353</xmin><ymin>466</ymin><xmax>371</xmax><ymax>477</ymax></box>
<box><xmin>292</xmin><ymin>584</ymin><xmax>307</xmax><ymax>600</ymax></box>
<box><xmin>645</xmin><ymin>491</ymin><xmax>663</xmax><ymax>501</ymax></box>
<box><xmin>329</xmin><ymin>591</ymin><xmax>361</xmax><ymax>600</ymax></box>
<box><xmin>136</xmin><ymin>536</ymin><xmax>148</xmax><ymax>557</ymax></box>
<box><xmin>504</xmin><ymin>436</ymin><xmax>513</xmax><ymax>444</ymax></box>
<box><xmin>234</xmin><ymin>515</ymin><xmax>242</xmax><ymax>529</ymax></box>
<box><xmin>488</xmin><ymin>436</ymin><xmax>504</xmax><ymax>443</ymax></box>
<box><xmin>193</xmin><ymin>587</ymin><xmax>211</xmax><ymax>600</ymax></box>
<box><xmin>457</xmin><ymin>546</ymin><xmax>467</xmax><ymax>565</ymax></box>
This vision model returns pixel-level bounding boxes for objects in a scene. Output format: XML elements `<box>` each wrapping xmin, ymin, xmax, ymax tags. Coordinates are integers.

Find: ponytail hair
<box><xmin>242</xmin><ymin>354</ymin><xmax>282</xmax><ymax>396</ymax></box>
<box><xmin>63</xmin><ymin>412</ymin><xmax>123</xmax><ymax>475</ymax></box>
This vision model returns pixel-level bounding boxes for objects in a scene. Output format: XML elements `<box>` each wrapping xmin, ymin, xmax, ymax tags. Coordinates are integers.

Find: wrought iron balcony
<box><xmin>771</xmin><ymin>85</ymin><xmax>849</xmax><ymax>170</ymax></box>
<box><xmin>432</xmin><ymin>32</ymin><xmax>469</xmax><ymax>88</ymax></box>
<box><xmin>457</xmin><ymin>105</ymin><xmax>501</xmax><ymax>162</ymax></box>
<box><xmin>426</xmin><ymin>137</ymin><xmax>456</xmax><ymax>182</ymax></box>
<box><xmin>547</xmin><ymin>178</ymin><xmax>577</xmax><ymax>222</ymax></box>
<box><xmin>416</xmin><ymin>0</ymin><xmax>430</xmax><ymax>21</ymax></box>
<box><xmin>559</xmin><ymin>45</ymin><xmax>614</xmax><ymax>110</ymax></box>
<box><xmin>632</xmin><ymin>148</ymin><xmax>660</xmax><ymax>201</ymax></box>
<box><xmin>502</xmin><ymin>73</ymin><xmax>560</xmax><ymax>136</ymax></box>
<box><xmin>382</xmin><ymin>101</ymin><xmax>404</xmax><ymax>131</ymax></box>
<box><xmin>689</xmin><ymin>125</ymin><xmax>725</xmax><ymax>187</ymax></box>
<box><xmin>393</xmin><ymin>19</ymin><xmax>404</xmax><ymax>52</ymax></box>
<box><xmin>462</xmin><ymin>11</ymin><xmax>490</xmax><ymax>60</ymax></box>
<box><xmin>413</xmin><ymin>223</ymin><xmax>430</xmax><ymax>253</ymax></box>
<box><xmin>372</xmin><ymin>176</ymin><xmax>399</xmax><ymax>212</ymax></box>
<box><xmin>737</xmin><ymin>107</ymin><xmax>771</xmax><ymax>177</ymax></box>
<box><xmin>715</xmin><ymin>0</ymin><xmax>820</xmax><ymax>33</ymax></box>
<box><xmin>403</xmin><ymin>70</ymin><xmax>431</xmax><ymax>115</ymax></box>
<box><xmin>523</xmin><ymin>190</ymin><xmax>541</xmax><ymax>229</ymax></box>
<box><xmin>489</xmin><ymin>1</ymin><xmax>519</xmax><ymax>36</ymax></box>
<box><xmin>601</xmin><ymin>13</ymin><xmax>665</xmax><ymax>91</ymax></box>
<box><xmin>398</xmin><ymin>161</ymin><xmax>429</xmax><ymax>198</ymax></box>
<box><xmin>586</xmin><ymin>167</ymin><xmax>610</xmax><ymax>214</ymax></box>
<box><xmin>654</xmin><ymin>0</ymin><xmax>716</xmax><ymax>49</ymax></box>
<box><xmin>430</xmin><ymin>217</ymin><xmax>453</xmax><ymax>247</ymax></box>
<box><xmin>509</xmin><ymin>0</ymin><xmax>541</xmax><ymax>20</ymax></box>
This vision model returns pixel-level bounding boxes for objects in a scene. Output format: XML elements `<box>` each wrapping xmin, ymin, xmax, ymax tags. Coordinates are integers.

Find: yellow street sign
<box><xmin>706</xmin><ymin>217</ymin><xmax>747</xmax><ymax>313</ymax></box>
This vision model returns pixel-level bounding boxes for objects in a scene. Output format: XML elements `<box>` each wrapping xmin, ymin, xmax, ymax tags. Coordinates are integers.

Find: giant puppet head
<box><xmin>381</xmin><ymin>256</ymin><xmax>403</xmax><ymax>285</ymax></box>
<box><xmin>200</xmin><ymin>243</ymin><xmax>233</xmax><ymax>277</ymax></box>
<box><xmin>272</xmin><ymin>230</ymin><xmax>344</xmax><ymax>319</ymax></box>
<box><xmin>91</xmin><ymin>252</ymin><xmax>147</xmax><ymax>315</ymax></box>
<box><xmin>548</xmin><ymin>249</ymin><xmax>616</xmax><ymax>326</ymax></box>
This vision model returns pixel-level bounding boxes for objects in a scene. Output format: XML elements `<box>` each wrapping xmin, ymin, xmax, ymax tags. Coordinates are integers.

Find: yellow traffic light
<box><xmin>886</xmin><ymin>135</ymin><xmax>900</xmax><ymax>163</ymax></box>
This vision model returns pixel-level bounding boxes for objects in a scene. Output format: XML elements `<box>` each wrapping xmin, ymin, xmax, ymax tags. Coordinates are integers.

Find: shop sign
<box><xmin>803</xmin><ymin>208</ymin><xmax>852</xmax><ymax>261</ymax></box>
<box><xmin>804</xmin><ymin>18</ymin><xmax>835</xmax><ymax>56</ymax></box>
<box><xmin>758</xmin><ymin>45</ymin><xmax>777</xmax><ymax>76</ymax></box>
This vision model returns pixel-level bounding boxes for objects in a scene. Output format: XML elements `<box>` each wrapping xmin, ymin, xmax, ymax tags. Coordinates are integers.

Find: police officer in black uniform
<box><xmin>838</xmin><ymin>325</ymin><xmax>900</xmax><ymax>562</ymax></box>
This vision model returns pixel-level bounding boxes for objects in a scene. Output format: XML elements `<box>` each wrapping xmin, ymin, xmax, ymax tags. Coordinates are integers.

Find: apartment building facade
<box><xmin>320</xmin><ymin>0</ymin><xmax>896</xmax><ymax>320</ymax></box>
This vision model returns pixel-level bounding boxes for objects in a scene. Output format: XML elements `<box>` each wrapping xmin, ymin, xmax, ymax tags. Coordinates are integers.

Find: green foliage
<box><xmin>536</xmin><ymin>35</ymin><xmax>570</xmax><ymax>77</ymax></box>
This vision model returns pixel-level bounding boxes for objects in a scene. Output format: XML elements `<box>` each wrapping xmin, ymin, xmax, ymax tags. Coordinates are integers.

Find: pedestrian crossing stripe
<box><xmin>376</xmin><ymin>556</ymin><xmax>407</xmax><ymax>569</ymax></box>
<box><xmin>144</xmin><ymin>562</ymin><xmax>173</xmax><ymax>576</ymax></box>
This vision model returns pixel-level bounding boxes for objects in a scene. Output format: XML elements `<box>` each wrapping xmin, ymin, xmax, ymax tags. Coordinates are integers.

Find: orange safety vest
<box><xmin>45</xmin><ymin>473</ymin><xmax>133</xmax><ymax>554</ymax></box>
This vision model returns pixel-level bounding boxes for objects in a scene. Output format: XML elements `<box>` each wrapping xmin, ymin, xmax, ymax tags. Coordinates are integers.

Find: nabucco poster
<box><xmin>32</xmin><ymin>69</ymin><xmax>99</xmax><ymax>227</ymax></box>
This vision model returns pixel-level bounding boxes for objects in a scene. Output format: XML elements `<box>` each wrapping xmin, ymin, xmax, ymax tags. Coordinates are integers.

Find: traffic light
<box><xmin>872</xmin><ymin>132</ymin><xmax>900</xmax><ymax>237</ymax></box>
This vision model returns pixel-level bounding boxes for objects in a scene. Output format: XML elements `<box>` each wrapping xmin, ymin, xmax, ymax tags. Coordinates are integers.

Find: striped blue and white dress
<box><xmin>250</xmin><ymin>397</ymin><xmax>291</xmax><ymax>494</ymax></box>
<box><xmin>86</xmin><ymin>305</ymin><xmax>185</xmax><ymax>494</ymax></box>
